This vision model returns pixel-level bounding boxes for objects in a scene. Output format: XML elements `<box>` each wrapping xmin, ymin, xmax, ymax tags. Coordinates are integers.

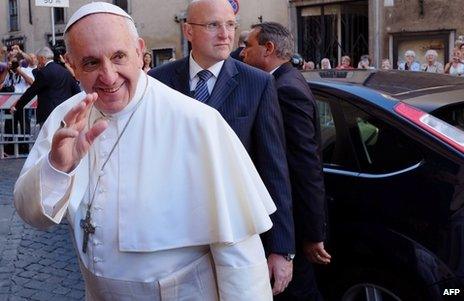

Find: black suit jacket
<box><xmin>15</xmin><ymin>61</ymin><xmax>80</xmax><ymax>124</ymax></box>
<box><xmin>149</xmin><ymin>57</ymin><xmax>295</xmax><ymax>254</ymax></box>
<box><xmin>273</xmin><ymin>63</ymin><xmax>326</xmax><ymax>243</ymax></box>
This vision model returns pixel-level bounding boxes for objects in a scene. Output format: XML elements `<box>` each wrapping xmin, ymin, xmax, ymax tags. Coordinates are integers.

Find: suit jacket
<box><xmin>273</xmin><ymin>63</ymin><xmax>326</xmax><ymax>243</ymax></box>
<box><xmin>149</xmin><ymin>57</ymin><xmax>294</xmax><ymax>254</ymax></box>
<box><xmin>15</xmin><ymin>61</ymin><xmax>80</xmax><ymax>124</ymax></box>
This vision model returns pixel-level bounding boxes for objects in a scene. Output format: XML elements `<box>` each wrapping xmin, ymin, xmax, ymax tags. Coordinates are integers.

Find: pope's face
<box><xmin>66</xmin><ymin>14</ymin><xmax>145</xmax><ymax>114</ymax></box>
<box><xmin>184</xmin><ymin>0</ymin><xmax>236</xmax><ymax>68</ymax></box>
<box><xmin>240</xmin><ymin>28</ymin><xmax>267</xmax><ymax>70</ymax></box>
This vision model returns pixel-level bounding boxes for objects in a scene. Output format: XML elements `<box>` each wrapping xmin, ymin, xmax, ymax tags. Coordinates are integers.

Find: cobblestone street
<box><xmin>0</xmin><ymin>159</ymin><xmax>84</xmax><ymax>301</ymax></box>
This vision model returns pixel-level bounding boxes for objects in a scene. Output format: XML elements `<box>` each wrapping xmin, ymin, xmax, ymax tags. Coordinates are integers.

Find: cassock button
<box><xmin>101</xmin><ymin>135</ymin><xmax>107</xmax><ymax>140</ymax></box>
<box><xmin>93</xmin><ymin>257</ymin><xmax>103</xmax><ymax>262</ymax></box>
<box><xmin>98</xmin><ymin>170</ymin><xmax>105</xmax><ymax>176</ymax></box>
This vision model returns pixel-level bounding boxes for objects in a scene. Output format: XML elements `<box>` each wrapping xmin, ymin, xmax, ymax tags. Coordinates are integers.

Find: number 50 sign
<box><xmin>35</xmin><ymin>0</ymin><xmax>69</xmax><ymax>7</ymax></box>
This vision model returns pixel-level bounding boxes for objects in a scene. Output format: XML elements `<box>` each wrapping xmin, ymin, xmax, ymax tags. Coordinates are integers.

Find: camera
<box><xmin>10</xmin><ymin>60</ymin><xmax>19</xmax><ymax>72</ymax></box>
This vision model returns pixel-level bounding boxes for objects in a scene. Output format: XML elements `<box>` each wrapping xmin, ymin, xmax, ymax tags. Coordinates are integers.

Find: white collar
<box><xmin>189</xmin><ymin>52</ymin><xmax>224</xmax><ymax>80</ymax></box>
<box><xmin>269</xmin><ymin>65</ymin><xmax>282</xmax><ymax>75</ymax></box>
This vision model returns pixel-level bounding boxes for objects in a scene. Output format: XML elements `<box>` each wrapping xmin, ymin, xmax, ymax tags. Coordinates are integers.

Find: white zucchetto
<box><xmin>65</xmin><ymin>2</ymin><xmax>133</xmax><ymax>33</ymax></box>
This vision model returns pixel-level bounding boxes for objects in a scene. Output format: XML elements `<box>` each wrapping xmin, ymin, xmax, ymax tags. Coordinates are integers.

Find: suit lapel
<box><xmin>207</xmin><ymin>58</ymin><xmax>238</xmax><ymax>110</ymax></box>
<box><xmin>173</xmin><ymin>58</ymin><xmax>192</xmax><ymax>97</ymax></box>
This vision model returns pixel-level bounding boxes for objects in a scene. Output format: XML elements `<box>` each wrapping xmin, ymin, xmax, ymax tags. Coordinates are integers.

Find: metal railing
<box><xmin>0</xmin><ymin>93</ymin><xmax>38</xmax><ymax>159</ymax></box>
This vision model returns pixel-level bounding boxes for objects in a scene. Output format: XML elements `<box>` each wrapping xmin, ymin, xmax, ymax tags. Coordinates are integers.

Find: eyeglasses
<box><xmin>188</xmin><ymin>21</ymin><xmax>238</xmax><ymax>32</ymax></box>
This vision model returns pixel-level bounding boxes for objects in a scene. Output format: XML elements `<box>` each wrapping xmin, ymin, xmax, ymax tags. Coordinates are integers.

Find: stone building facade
<box><xmin>2</xmin><ymin>0</ymin><xmax>462</xmax><ymax>69</ymax></box>
<box><xmin>1</xmin><ymin>0</ymin><xmax>290</xmax><ymax>66</ymax></box>
<box><xmin>290</xmin><ymin>0</ymin><xmax>464</xmax><ymax>69</ymax></box>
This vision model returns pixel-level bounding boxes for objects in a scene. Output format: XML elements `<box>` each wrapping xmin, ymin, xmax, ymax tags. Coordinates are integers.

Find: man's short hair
<box><xmin>237</xmin><ymin>30</ymin><xmax>249</xmax><ymax>46</ymax></box>
<box><xmin>36</xmin><ymin>47</ymin><xmax>54</xmax><ymax>60</ymax></box>
<box><xmin>251</xmin><ymin>22</ymin><xmax>294</xmax><ymax>61</ymax></box>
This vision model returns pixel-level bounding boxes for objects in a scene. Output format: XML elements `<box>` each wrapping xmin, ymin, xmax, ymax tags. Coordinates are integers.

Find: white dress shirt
<box><xmin>189</xmin><ymin>51</ymin><xmax>224</xmax><ymax>94</ymax></box>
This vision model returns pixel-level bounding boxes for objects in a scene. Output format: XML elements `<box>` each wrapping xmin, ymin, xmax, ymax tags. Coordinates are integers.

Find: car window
<box><xmin>340</xmin><ymin>101</ymin><xmax>423</xmax><ymax>174</ymax></box>
<box><xmin>432</xmin><ymin>104</ymin><xmax>464</xmax><ymax>131</ymax></box>
<box><xmin>316</xmin><ymin>97</ymin><xmax>358</xmax><ymax>170</ymax></box>
<box><xmin>318</xmin><ymin>100</ymin><xmax>336</xmax><ymax>162</ymax></box>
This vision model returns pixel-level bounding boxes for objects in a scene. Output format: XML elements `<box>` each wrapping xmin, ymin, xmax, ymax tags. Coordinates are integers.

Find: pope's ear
<box><xmin>64</xmin><ymin>53</ymin><xmax>75</xmax><ymax>69</ymax></box>
<box><xmin>136</xmin><ymin>38</ymin><xmax>146</xmax><ymax>57</ymax></box>
<box><xmin>136</xmin><ymin>38</ymin><xmax>146</xmax><ymax>68</ymax></box>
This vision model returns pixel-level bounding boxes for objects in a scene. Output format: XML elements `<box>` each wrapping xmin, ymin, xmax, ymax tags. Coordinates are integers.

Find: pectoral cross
<box><xmin>80</xmin><ymin>209</ymin><xmax>95</xmax><ymax>253</ymax></box>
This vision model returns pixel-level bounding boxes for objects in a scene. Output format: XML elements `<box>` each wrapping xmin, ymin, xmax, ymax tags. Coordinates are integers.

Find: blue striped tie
<box><xmin>194</xmin><ymin>70</ymin><xmax>213</xmax><ymax>103</ymax></box>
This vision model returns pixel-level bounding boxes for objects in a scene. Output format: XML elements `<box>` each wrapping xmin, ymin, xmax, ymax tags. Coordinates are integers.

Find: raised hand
<box><xmin>49</xmin><ymin>93</ymin><xmax>108</xmax><ymax>173</ymax></box>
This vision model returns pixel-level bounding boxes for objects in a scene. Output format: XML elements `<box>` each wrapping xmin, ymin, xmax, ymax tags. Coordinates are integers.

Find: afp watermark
<box><xmin>443</xmin><ymin>288</ymin><xmax>461</xmax><ymax>296</ymax></box>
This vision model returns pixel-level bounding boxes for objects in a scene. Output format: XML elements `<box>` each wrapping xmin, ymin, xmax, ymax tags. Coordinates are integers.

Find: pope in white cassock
<box><xmin>13</xmin><ymin>2</ymin><xmax>276</xmax><ymax>300</ymax></box>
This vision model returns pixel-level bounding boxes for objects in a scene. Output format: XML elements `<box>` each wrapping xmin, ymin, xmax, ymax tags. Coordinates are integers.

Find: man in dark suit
<box><xmin>229</xmin><ymin>30</ymin><xmax>249</xmax><ymax>61</ymax></box>
<box><xmin>241</xmin><ymin>22</ymin><xmax>331</xmax><ymax>300</ymax></box>
<box><xmin>149</xmin><ymin>0</ymin><xmax>295</xmax><ymax>295</ymax></box>
<box><xmin>11</xmin><ymin>46</ymin><xmax>80</xmax><ymax>127</ymax></box>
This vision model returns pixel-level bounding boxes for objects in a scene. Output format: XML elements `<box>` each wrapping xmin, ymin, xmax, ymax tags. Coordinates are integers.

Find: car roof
<box><xmin>303</xmin><ymin>70</ymin><xmax>464</xmax><ymax>112</ymax></box>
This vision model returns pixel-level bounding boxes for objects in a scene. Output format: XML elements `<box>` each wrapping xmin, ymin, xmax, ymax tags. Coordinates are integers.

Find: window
<box><xmin>8</xmin><ymin>0</ymin><xmax>19</xmax><ymax>32</ymax></box>
<box><xmin>54</xmin><ymin>8</ymin><xmax>65</xmax><ymax>25</ymax></box>
<box><xmin>432</xmin><ymin>104</ymin><xmax>464</xmax><ymax>131</ymax></box>
<box><xmin>340</xmin><ymin>101</ymin><xmax>422</xmax><ymax>174</ymax></box>
<box><xmin>152</xmin><ymin>48</ymin><xmax>175</xmax><ymax>67</ymax></box>
<box><xmin>113</xmin><ymin>0</ymin><xmax>129</xmax><ymax>12</ymax></box>
<box><xmin>316</xmin><ymin>96</ymin><xmax>357</xmax><ymax>170</ymax></box>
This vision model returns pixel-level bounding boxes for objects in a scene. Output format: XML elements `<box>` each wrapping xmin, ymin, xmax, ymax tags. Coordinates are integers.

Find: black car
<box><xmin>303</xmin><ymin>70</ymin><xmax>464</xmax><ymax>301</ymax></box>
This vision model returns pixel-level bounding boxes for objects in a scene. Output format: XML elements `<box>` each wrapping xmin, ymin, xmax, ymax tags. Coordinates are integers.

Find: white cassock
<box><xmin>14</xmin><ymin>71</ymin><xmax>276</xmax><ymax>301</ymax></box>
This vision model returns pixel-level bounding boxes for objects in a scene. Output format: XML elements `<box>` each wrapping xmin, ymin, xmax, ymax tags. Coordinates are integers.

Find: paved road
<box><xmin>0</xmin><ymin>159</ymin><xmax>84</xmax><ymax>301</ymax></box>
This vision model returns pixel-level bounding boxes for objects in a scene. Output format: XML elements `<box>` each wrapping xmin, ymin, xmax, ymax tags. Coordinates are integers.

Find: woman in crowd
<box><xmin>444</xmin><ymin>48</ymin><xmax>464</xmax><ymax>76</ymax></box>
<box><xmin>303</xmin><ymin>60</ymin><xmax>315</xmax><ymax>70</ymax></box>
<box><xmin>381</xmin><ymin>59</ymin><xmax>391</xmax><ymax>70</ymax></box>
<box><xmin>336</xmin><ymin>55</ymin><xmax>354</xmax><ymax>70</ymax></box>
<box><xmin>421</xmin><ymin>50</ymin><xmax>444</xmax><ymax>73</ymax></box>
<box><xmin>357</xmin><ymin>54</ymin><xmax>375</xmax><ymax>69</ymax></box>
<box><xmin>142</xmin><ymin>52</ymin><xmax>153</xmax><ymax>73</ymax></box>
<box><xmin>320</xmin><ymin>58</ymin><xmax>332</xmax><ymax>69</ymax></box>
<box><xmin>398</xmin><ymin>50</ymin><xmax>421</xmax><ymax>71</ymax></box>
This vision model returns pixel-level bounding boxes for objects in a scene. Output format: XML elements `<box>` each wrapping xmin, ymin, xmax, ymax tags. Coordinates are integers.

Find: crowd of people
<box><xmin>290</xmin><ymin>44</ymin><xmax>464</xmax><ymax>76</ymax></box>
<box><xmin>0</xmin><ymin>45</ymin><xmax>37</xmax><ymax>93</ymax></box>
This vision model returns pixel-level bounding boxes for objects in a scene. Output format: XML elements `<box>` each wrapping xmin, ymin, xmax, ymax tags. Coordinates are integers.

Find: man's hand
<box><xmin>303</xmin><ymin>241</ymin><xmax>331</xmax><ymax>264</ymax></box>
<box><xmin>49</xmin><ymin>93</ymin><xmax>108</xmax><ymax>173</ymax></box>
<box><xmin>267</xmin><ymin>253</ymin><xmax>293</xmax><ymax>295</ymax></box>
<box><xmin>10</xmin><ymin>106</ymin><xmax>16</xmax><ymax>115</ymax></box>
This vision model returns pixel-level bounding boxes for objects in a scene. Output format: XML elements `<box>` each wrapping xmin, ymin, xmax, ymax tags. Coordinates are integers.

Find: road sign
<box><xmin>35</xmin><ymin>0</ymin><xmax>69</xmax><ymax>8</ymax></box>
<box><xmin>228</xmin><ymin>0</ymin><xmax>239</xmax><ymax>15</ymax></box>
